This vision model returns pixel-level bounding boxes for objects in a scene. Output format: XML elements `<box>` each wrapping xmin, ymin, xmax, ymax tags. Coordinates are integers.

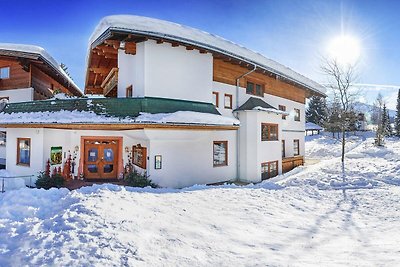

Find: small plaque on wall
<box><xmin>155</xmin><ymin>155</ymin><xmax>162</xmax><ymax>169</ymax></box>
<box><xmin>50</xmin><ymin>146</ymin><xmax>62</xmax><ymax>165</ymax></box>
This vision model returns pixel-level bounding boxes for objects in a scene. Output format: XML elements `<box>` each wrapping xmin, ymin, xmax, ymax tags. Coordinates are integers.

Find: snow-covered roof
<box><xmin>0</xmin><ymin>97</ymin><xmax>239</xmax><ymax>127</ymax></box>
<box><xmin>0</xmin><ymin>43</ymin><xmax>82</xmax><ymax>95</ymax></box>
<box><xmin>0</xmin><ymin>110</ymin><xmax>239</xmax><ymax>126</ymax></box>
<box><xmin>305</xmin><ymin>122</ymin><xmax>323</xmax><ymax>131</ymax></box>
<box><xmin>90</xmin><ymin>15</ymin><xmax>326</xmax><ymax>96</ymax></box>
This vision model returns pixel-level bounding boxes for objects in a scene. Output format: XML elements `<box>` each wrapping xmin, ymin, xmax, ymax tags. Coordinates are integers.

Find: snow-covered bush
<box><xmin>124</xmin><ymin>170</ymin><xmax>157</xmax><ymax>188</ymax></box>
<box><xmin>35</xmin><ymin>171</ymin><xmax>64</xmax><ymax>189</ymax></box>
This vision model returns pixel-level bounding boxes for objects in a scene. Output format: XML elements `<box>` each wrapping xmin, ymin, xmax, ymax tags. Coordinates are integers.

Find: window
<box><xmin>0</xmin><ymin>132</ymin><xmax>6</xmax><ymax>146</ymax></box>
<box><xmin>17</xmin><ymin>138</ymin><xmax>31</xmax><ymax>166</ymax></box>
<box><xmin>126</xmin><ymin>85</ymin><xmax>133</xmax><ymax>97</ymax></box>
<box><xmin>294</xmin><ymin>139</ymin><xmax>300</xmax><ymax>156</ymax></box>
<box><xmin>212</xmin><ymin>92</ymin><xmax>219</xmax><ymax>107</ymax></box>
<box><xmin>279</xmin><ymin>105</ymin><xmax>287</xmax><ymax>120</ymax></box>
<box><xmin>224</xmin><ymin>94</ymin><xmax>232</xmax><ymax>109</ymax></box>
<box><xmin>261</xmin><ymin>161</ymin><xmax>278</xmax><ymax>180</ymax></box>
<box><xmin>213</xmin><ymin>141</ymin><xmax>228</xmax><ymax>167</ymax></box>
<box><xmin>246</xmin><ymin>81</ymin><xmax>264</xmax><ymax>97</ymax></box>
<box><xmin>294</xmin><ymin>108</ymin><xmax>301</xmax><ymax>121</ymax></box>
<box><xmin>261</xmin><ymin>123</ymin><xmax>278</xmax><ymax>141</ymax></box>
<box><xmin>282</xmin><ymin>140</ymin><xmax>285</xmax><ymax>158</ymax></box>
<box><xmin>132</xmin><ymin>145</ymin><xmax>147</xmax><ymax>169</ymax></box>
<box><xmin>0</xmin><ymin>67</ymin><xmax>10</xmax><ymax>79</ymax></box>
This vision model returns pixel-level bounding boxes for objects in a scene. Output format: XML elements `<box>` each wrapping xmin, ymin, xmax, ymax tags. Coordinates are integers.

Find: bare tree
<box><xmin>321</xmin><ymin>58</ymin><xmax>359</xmax><ymax>163</ymax></box>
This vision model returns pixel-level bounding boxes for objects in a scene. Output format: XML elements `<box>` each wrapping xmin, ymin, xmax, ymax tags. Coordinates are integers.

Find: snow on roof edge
<box><xmin>89</xmin><ymin>15</ymin><xmax>326</xmax><ymax>96</ymax></box>
<box><xmin>0</xmin><ymin>43</ymin><xmax>82</xmax><ymax>95</ymax></box>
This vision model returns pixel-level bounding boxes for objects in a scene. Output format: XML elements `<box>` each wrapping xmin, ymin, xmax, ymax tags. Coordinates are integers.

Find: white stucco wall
<box><xmin>212</xmin><ymin>81</ymin><xmax>306</xmax><ymax>182</ymax></box>
<box><xmin>145</xmin><ymin>129</ymin><xmax>237</xmax><ymax>188</ymax></box>
<box><xmin>144</xmin><ymin>40</ymin><xmax>213</xmax><ymax>103</ymax></box>
<box><xmin>5</xmin><ymin>128</ymin><xmax>237</xmax><ymax>188</ymax></box>
<box><xmin>237</xmin><ymin>111</ymin><xmax>283</xmax><ymax>183</ymax></box>
<box><xmin>6</xmin><ymin>128</ymin><xmax>44</xmax><ymax>177</ymax></box>
<box><xmin>117</xmin><ymin>40</ymin><xmax>213</xmax><ymax>102</ymax></box>
<box><xmin>0</xmin><ymin>87</ymin><xmax>34</xmax><ymax>103</ymax></box>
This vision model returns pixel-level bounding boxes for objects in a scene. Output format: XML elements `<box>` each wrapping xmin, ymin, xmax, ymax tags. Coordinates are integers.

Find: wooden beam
<box><xmin>104</xmin><ymin>53</ymin><xmax>118</xmax><ymax>59</ymax></box>
<box><xmin>89</xmin><ymin>67</ymin><xmax>110</xmax><ymax>75</ymax></box>
<box><xmin>124</xmin><ymin>42</ymin><xmax>136</xmax><ymax>55</ymax></box>
<box><xmin>96</xmin><ymin>45</ymin><xmax>117</xmax><ymax>54</ymax></box>
<box><xmin>186</xmin><ymin>46</ymin><xmax>194</xmax><ymax>50</ymax></box>
<box><xmin>156</xmin><ymin>39</ymin><xmax>164</xmax><ymax>44</ymax></box>
<box><xmin>104</xmin><ymin>40</ymin><xmax>120</xmax><ymax>49</ymax></box>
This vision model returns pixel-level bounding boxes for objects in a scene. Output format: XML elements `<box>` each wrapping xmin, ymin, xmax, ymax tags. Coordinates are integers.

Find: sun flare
<box><xmin>327</xmin><ymin>34</ymin><xmax>361</xmax><ymax>65</ymax></box>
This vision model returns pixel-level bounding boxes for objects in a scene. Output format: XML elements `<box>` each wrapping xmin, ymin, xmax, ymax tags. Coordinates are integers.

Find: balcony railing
<box><xmin>282</xmin><ymin>155</ymin><xmax>304</xmax><ymax>173</ymax></box>
<box><xmin>101</xmin><ymin>67</ymin><xmax>118</xmax><ymax>96</ymax></box>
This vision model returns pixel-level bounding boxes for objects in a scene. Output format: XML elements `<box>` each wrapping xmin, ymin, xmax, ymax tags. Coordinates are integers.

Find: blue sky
<box><xmin>1</xmin><ymin>0</ymin><xmax>399</xmax><ymax>107</ymax></box>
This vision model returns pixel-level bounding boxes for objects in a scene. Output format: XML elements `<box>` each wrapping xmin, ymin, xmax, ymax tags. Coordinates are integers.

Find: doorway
<box><xmin>82</xmin><ymin>137</ymin><xmax>121</xmax><ymax>180</ymax></box>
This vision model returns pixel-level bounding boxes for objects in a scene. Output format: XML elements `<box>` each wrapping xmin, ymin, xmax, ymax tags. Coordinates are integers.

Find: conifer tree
<box><xmin>396</xmin><ymin>89</ymin><xmax>400</xmax><ymax>136</ymax></box>
<box><xmin>381</xmin><ymin>104</ymin><xmax>390</xmax><ymax>136</ymax></box>
<box><xmin>386</xmin><ymin>110</ymin><xmax>392</xmax><ymax>136</ymax></box>
<box><xmin>306</xmin><ymin>96</ymin><xmax>327</xmax><ymax>125</ymax></box>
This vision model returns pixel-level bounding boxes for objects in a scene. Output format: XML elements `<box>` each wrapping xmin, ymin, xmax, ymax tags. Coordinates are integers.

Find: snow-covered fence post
<box><xmin>1</xmin><ymin>177</ymin><xmax>4</xmax><ymax>193</ymax></box>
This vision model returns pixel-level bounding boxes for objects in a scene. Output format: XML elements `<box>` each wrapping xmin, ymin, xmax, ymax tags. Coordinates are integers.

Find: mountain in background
<box><xmin>353</xmin><ymin>101</ymin><xmax>396</xmax><ymax>123</ymax></box>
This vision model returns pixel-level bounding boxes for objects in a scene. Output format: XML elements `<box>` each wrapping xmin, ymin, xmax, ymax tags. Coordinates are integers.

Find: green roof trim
<box><xmin>2</xmin><ymin>97</ymin><xmax>220</xmax><ymax>118</ymax></box>
<box><xmin>234</xmin><ymin>97</ymin><xmax>276</xmax><ymax>112</ymax></box>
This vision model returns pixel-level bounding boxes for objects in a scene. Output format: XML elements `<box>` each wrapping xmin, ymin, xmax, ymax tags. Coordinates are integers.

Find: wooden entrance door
<box><xmin>84</xmin><ymin>139</ymin><xmax>119</xmax><ymax>179</ymax></box>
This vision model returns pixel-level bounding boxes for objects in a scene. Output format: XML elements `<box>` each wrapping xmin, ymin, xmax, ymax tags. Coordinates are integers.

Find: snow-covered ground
<box><xmin>0</xmin><ymin>134</ymin><xmax>399</xmax><ymax>266</ymax></box>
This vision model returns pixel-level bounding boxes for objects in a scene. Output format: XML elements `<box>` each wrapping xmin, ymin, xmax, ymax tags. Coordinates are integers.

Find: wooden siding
<box><xmin>282</xmin><ymin>156</ymin><xmax>304</xmax><ymax>173</ymax></box>
<box><xmin>30</xmin><ymin>65</ymin><xmax>71</xmax><ymax>100</ymax></box>
<box><xmin>0</xmin><ymin>58</ymin><xmax>30</xmax><ymax>90</ymax></box>
<box><xmin>213</xmin><ymin>58</ymin><xmax>306</xmax><ymax>104</ymax></box>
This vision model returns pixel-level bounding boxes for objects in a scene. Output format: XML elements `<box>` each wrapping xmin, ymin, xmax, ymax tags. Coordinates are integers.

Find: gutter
<box><xmin>234</xmin><ymin>64</ymin><xmax>257</xmax><ymax>181</ymax></box>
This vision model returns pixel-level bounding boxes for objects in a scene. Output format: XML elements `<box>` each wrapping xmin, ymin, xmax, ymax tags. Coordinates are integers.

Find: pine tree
<box><xmin>372</xmin><ymin>93</ymin><xmax>384</xmax><ymax>125</ymax></box>
<box><xmin>386</xmin><ymin>110</ymin><xmax>392</xmax><ymax>136</ymax></box>
<box><xmin>325</xmin><ymin>98</ymin><xmax>341</xmax><ymax>138</ymax></box>
<box><xmin>381</xmin><ymin>104</ymin><xmax>391</xmax><ymax>136</ymax></box>
<box><xmin>306</xmin><ymin>96</ymin><xmax>327</xmax><ymax>126</ymax></box>
<box><xmin>396</xmin><ymin>89</ymin><xmax>400</xmax><ymax>136</ymax></box>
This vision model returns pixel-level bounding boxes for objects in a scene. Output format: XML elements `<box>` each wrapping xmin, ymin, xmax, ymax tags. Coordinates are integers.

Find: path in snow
<box><xmin>0</xmin><ymin>135</ymin><xmax>399</xmax><ymax>266</ymax></box>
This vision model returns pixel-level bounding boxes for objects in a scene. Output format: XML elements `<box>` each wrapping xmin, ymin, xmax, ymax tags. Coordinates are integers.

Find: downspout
<box><xmin>234</xmin><ymin>64</ymin><xmax>257</xmax><ymax>181</ymax></box>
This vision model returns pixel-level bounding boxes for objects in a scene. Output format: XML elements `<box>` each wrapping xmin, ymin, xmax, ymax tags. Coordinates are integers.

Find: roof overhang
<box><xmin>0</xmin><ymin>49</ymin><xmax>83</xmax><ymax>97</ymax></box>
<box><xmin>0</xmin><ymin>122</ymin><xmax>239</xmax><ymax>131</ymax></box>
<box><xmin>88</xmin><ymin>26</ymin><xmax>326</xmax><ymax>98</ymax></box>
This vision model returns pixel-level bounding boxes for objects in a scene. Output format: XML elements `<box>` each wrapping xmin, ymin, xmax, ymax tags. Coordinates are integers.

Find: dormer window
<box><xmin>0</xmin><ymin>67</ymin><xmax>10</xmax><ymax>79</ymax></box>
<box><xmin>246</xmin><ymin>81</ymin><xmax>264</xmax><ymax>97</ymax></box>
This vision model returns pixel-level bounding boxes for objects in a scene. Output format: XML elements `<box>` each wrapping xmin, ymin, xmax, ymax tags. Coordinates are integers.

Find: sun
<box><xmin>327</xmin><ymin>34</ymin><xmax>361</xmax><ymax>65</ymax></box>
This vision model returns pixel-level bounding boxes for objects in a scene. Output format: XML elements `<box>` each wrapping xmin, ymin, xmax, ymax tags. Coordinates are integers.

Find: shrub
<box><xmin>124</xmin><ymin>169</ymin><xmax>157</xmax><ymax>188</ymax></box>
<box><xmin>35</xmin><ymin>171</ymin><xmax>64</xmax><ymax>189</ymax></box>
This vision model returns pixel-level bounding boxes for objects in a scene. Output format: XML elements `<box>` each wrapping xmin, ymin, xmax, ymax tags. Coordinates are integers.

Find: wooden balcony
<box><xmin>282</xmin><ymin>155</ymin><xmax>304</xmax><ymax>173</ymax></box>
<box><xmin>101</xmin><ymin>67</ymin><xmax>118</xmax><ymax>97</ymax></box>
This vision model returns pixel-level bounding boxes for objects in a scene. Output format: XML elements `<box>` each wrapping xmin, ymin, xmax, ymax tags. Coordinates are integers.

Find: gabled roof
<box><xmin>235</xmin><ymin>97</ymin><xmax>276</xmax><ymax>112</ymax></box>
<box><xmin>89</xmin><ymin>15</ymin><xmax>326</xmax><ymax>96</ymax></box>
<box><xmin>0</xmin><ymin>43</ymin><xmax>82</xmax><ymax>96</ymax></box>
